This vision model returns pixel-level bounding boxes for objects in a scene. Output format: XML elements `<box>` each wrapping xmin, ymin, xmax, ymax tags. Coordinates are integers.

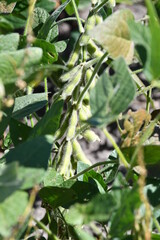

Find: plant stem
<box><xmin>92</xmin><ymin>0</ymin><xmax>109</xmax><ymax>14</ymax></box>
<box><xmin>34</xmin><ymin>219</ymin><xmax>60</xmax><ymax>240</ymax></box>
<box><xmin>44</xmin><ymin>77</ymin><xmax>49</xmax><ymax>112</ymax></box>
<box><xmin>103</xmin><ymin>128</ymin><xmax>130</xmax><ymax>168</ymax></box>
<box><xmin>71</xmin><ymin>0</ymin><xmax>84</xmax><ymax>33</ymax></box>
<box><xmin>52</xmin><ymin>17</ymin><xmax>85</xmax><ymax>28</ymax></box>
<box><xmin>70</xmin><ymin>160</ymin><xmax>116</xmax><ymax>180</ymax></box>
<box><xmin>153</xmin><ymin>216</ymin><xmax>160</xmax><ymax>233</ymax></box>
<box><xmin>24</xmin><ymin>0</ymin><xmax>37</xmax><ymax>36</ymax></box>
<box><xmin>77</xmin><ymin>51</ymin><xmax>108</xmax><ymax>107</ymax></box>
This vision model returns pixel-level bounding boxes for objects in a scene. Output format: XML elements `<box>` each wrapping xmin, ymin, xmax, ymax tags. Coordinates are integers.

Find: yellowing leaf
<box><xmin>89</xmin><ymin>9</ymin><xmax>134</xmax><ymax>64</ymax></box>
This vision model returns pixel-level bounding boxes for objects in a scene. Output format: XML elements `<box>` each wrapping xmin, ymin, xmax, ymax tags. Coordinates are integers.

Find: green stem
<box><xmin>92</xmin><ymin>0</ymin><xmax>109</xmax><ymax>14</ymax></box>
<box><xmin>71</xmin><ymin>0</ymin><xmax>84</xmax><ymax>33</ymax></box>
<box><xmin>44</xmin><ymin>77</ymin><xmax>49</xmax><ymax>112</ymax></box>
<box><xmin>103</xmin><ymin>128</ymin><xmax>130</xmax><ymax>168</ymax></box>
<box><xmin>27</xmin><ymin>86</ymin><xmax>34</xmax><ymax>127</ymax></box>
<box><xmin>153</xmin><ymin>216</ymin><xmax>160</xmax><ymax>233</ymax></box>
<box><xmin>24</xmin><ymin>0</ymin><xmax>37</xmax><ymax>36</ymax></box>
<box><xmin>52</xmin><ymin>17</ymin><xmax>85</xmax><ymax>28</ymax></box>
<box><xmin>34</xmin><ymin>219</ymin><xmax>59</xmax><ymax>240</ymax></box>
<box><xmin>77</xmin><ymin>51</ymin><xmax>108</xmax><ymax>107</ymax></box>
<box><xmin>70</xmin><ymin>160</ymin><xmax>116</xmax><ymax>180</ymax></box>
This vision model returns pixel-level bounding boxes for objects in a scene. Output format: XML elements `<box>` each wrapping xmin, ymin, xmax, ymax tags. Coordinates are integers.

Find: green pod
<box><xmin>108</xmin><ymin>0</ymin><xmax>116</xmax><ymax>8</ymax></box>
<box><xmin>79</xmin><ymin>34</ymin><xmax>90</xmax><ymax>47</ymax></box>
<box><xmin>66</xmin><ymin>108</ymin><xmax>78</xmax><ymax>141</ymax></box>
<box><xmin>85</xmin><ymin>15</ymin><xmax>96</xmax><ymax>32</ymax></box>
<box><xmin>62</xmin><ymin>68</ymin><xmax>83</xmax><ymax>99</ymax></box>
<box><xmin>59</xmin><ymin>65</ymin><xmax>82</xmax><ymax>83</ymax></box>
<box><xmin>72</xmin><ymin>139</ymin><xmax>91</xmax><ymax>165</ymax></box>
<box><xmin>79</xmin><ymin>104</ymin><xmax>92</xmax><ymax>121</ymax></box>
<box><xmin>85</xmin><ymin>68</ymin><xmax>98</xmax><ymax>89</ymax></box>
<box><xmin>54</xmin><ymin>112</ymin><xmax>70</xmax><ymax>141</ymax></box>
<box><xmin>67</xmin><ymin>40</ymin><xmax>80</xmax><ymax>69</ymax></box>
<box><xmin>87</xmin><ymin>39</ymin><xmax>103</xmax><ymax>58</ymax></box>
<box><xmin>83</xmin><ymin>129</ymin><xmax>100</xmax><ymax>143</ymax></box>
<box><xmin>95</xmin><ymin>15</ymin><xmax>103</xmax><ymax>25</ymax></box>
<box><xmin>60</xmin><ymin>140</ymin><xmax>73</xmax><ymax>175</ymax></box>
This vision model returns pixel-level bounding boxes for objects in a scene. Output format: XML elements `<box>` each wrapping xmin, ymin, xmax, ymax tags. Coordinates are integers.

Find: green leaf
<box><xmin>0</xmin><ymin>191</ymin><xmax>28</xmax><ymax>237</ymax></box>
<box><xmin>0</xmin><ymin>47</ymin><xmax>42</xmax><ymax>94</ymax></box>
<box><xmin>69</xmin><ymin>226</ymin><xmax>95</xmax><ymax>240</ymax></box>
<box><xmin>33</xmin><ymin>39</ymin><xmax>58</xmax><ymax>63</ymax></box>
<box><xmin>0</xmin><ymin>106</ymin><xmax>13</xmax><ymax>138</ymax></box>
<box><xmin>89</xmin><ymin>9</ymin><xmax>134</xmax><ymax>64</ymax></box>
<box><xmin>110</xmin><ymin>187</ymin><xmax>141</xmax><ymax>238</ymax></box>
<box><xmin>62</xmin><ymin>0</ymin><xmax>79</xmax><ymax>16</ymax></box>
<box><xmin>65</xmin><ymin>193</ymin><xmax>116</xmax><ymax>225</ymax></box>
<box><xmin>12</xmin><ymin>93</ymin><xmax>48</xmax><ymax>119</ymax></box>
<box><xmin>9</xmin><ymin>118</ymin><xmax>32</xmax><ymax>146</ymax></box>
<box><xmin>129</xmin><ymin>1</ymin><xmax>160</xmax><ymax>81</ymax></box>
<box><xmin>0</xmin><ymin>162</ymin><xmax>22</xmax><ymax>202</ymax></box>
<box><xmin>39</xmin><ymin>181</ymin><xmax>99</xmax><ymax>209</ymax></box>
<box><xmin>0</xmin><ymin>33</ymin><xmax>19</xmax><ymax>53</ymax></box>
<box><xmin>89</xmin><ymin>57</ymin><xmax>136</xmax><ymax>126</ymax></box>
<box><xmin>17</xmin><ymin>166</ymin><xmax>45</xmax><ymax>190</ymax></box>
<box><xmin>54</xmin><ymin>41</ymin><xmax>67</xmax><ymax>53</ymax></box>
<box><xmin>33</xmin><ymin>7</ymin><xmax>49</xmax><ymax>29</ymax></box>
<box><xmin>38</xmin><ymin>0</ymin><xmax>71</xmax><ymax>40</ymax></box>
<box><xmin>30</xmin><ymin>99</ymin><xmax>63</xmax><ymax>138</ymax></box>
<box><xmin>2</xmin><ymin>135</ymin><xmax>54</xmax><ymax>169</ymax></box>
<box><xmin>43</xmin><ymin>168</ymin><xmax>64</xmax><ymax>187</ymax></box>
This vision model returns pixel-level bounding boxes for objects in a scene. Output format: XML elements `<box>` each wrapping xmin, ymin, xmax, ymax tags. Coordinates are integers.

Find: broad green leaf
<box><xmin>146</xmin><ymin>0</ymin><xmax>160</xmax><ymax>80</ymax></box>
<box><xmin>110</xmin><ymin>187</ymin><xmax>141</xmax><ymax>238</ymax></box>
<box><xmin>89</xmin><ymin>9</ymin><xmax>134</xmax><ymax>63</ymax></box>
<box><xmin>69</xmin><ymin>226</ymin><xmax>95</xmax><ymax>240</ymax></box>
<box><xmin>33</xmin><ymin>39</ymin><xmax>58</xmax><ymax>63</ymax></box>
<box><xmin>122</xmin><ymin>145</ymin><xmax>160</xmax><ymax>178</ymax></box>
<box><xmin>38</xmin><ymin>0</ymin><xmax>71</xmax><ymax>39</ymax></box>
<box><xmin>0</xmin><ymin>106</ymin><xmax>13</xmax><ymax>138</ymax></box>
<box><xmin>54</xmin><ymin>41</ymin><xmax>67</xmax><ymax>53</ymax></box>
<box><xmin>0</xmin><ymin>47</ymin><xmax>42</xmax><ymax>94</ymax></box>
<box><xmin>9</xmin><ymin>118</ymin><xmax>32</xmax><ymax>146</ymax></box>
<box><xmin>83</xmin><ymin>170</ymin><xmax>106</xmax><ymax>193</ymax></box>
<box><xmin>30</xmin><ymin>99</ymin><xmax>63</xmax><ymax>138</ymax></box>
<box><xmin>62</xmin><ymin>0</ymin><xmax>79</xmax><ymax>16</ymax></box>
<box><xmin>43</xmin><ymin>168</ymin><xmax>64</xmax><ymax>187</ymax></box>
<box><xmin>89</xmin><ymin>57</ymin><xmax>136</xmax><ymax>126</ymax></box>
<box><xmin>122</xmin><ymin>145</ymin><xmax>160</xmax><ymax>166</ymax></box>
<box><xmin>65</xmin><ymin>193</ymin><xmax>116</xmax><ymax>225</ymax></box>
<box><xmin>77</xmin><ymin>161</ymin><xmax>89</xmax><ymax>181</ymax></box>
<box><xmin>129</xmin><ymin>0</ymin><xmax>160</xmax><ymax>81</ymax></box>
<box><xmin>0</xmin><ymin>191</ymin><xmax>28</xmax><ymax>237</ymax></box>
<box><xmin>33</xmin><ymin>7</ymin><xmax>49</xmax><ymax>29</ymax></box>
<box><xmin>0</xmin><ymin>162</ymin><xmax>22</xmax><ymax>202</ymax></box>
<box><xmin>39</xmin><ymin>181</ymin><xmax>98</xmax><ymax>209</ymax></box>
<box><xmin>0</xmin><ymin>16</ymin><xmax>14</xmax><ymax>33</ymax></box>
<box><xmin>0</xmin><ymin>33</ymin><xmax>19</xmax><ymax>53</ymax></box>
<box><xmin>12</xmin><ymin>93</ymin><xmax>47</xmax><ymax>119</ymax></box>
<box><xmin>2</xmin><ymin>135</ymin><xmax>54</xmax><ymax>169</ymax></box>
<box><xmin>17</xmin><ymin>167</ymin><xmax>45</xmax><ymax>190</ymax></box>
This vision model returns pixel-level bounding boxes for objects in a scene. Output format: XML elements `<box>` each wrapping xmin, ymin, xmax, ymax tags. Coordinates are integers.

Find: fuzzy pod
<box><xmin>59</xmin><ymin>65</ymin><xmax>82</xmax><ymax>83</ymax></box>
<box><xmin>66</xmin><ymin>108</ymin><xmax>78</xmax><ymax>141</ymax></box>
<box><xmin>54</xmin><ymin>112</ymin><xmax>70</xmax><ymax>141</ymax></box>
<box><xmin>83</xmin><ymin>129</ymin><xmax>100</xmax><ymax>143</ymax></box>
<box><xmin>87</xmin><ymin>39</ymin><xmax>103</xmax><ymax>58</ymax></box>
<box><xmin>79</xmin><ymin>104</ymin><xmax>92</xmax><ymax>121</ymax></box>
<box><xmin>95</xmin><ymin>15</ymin><xmax>103</xmax><ymax>25</ymax></box>
<box><xmin>62</xmin><ymin>68</ymin><xmax>83</xmax><ymax>99</ymax></box>
<box><xmin>108</xmin><ymin>0</ymin><xmax>116</xmax><ymax>7</ymax></box>
<box><xmin>72</xmin><ymin>139</ymin><xmax>91</xmax><ymax>165</ymax></box>
<box><xmin>60</xmin><ymin>140</ymin><xmax>73</xmax><ymax>175</ymax></box>
<box><xmin>79</xmin><ymin>34</ymin><xmax>90</xmax><ymax>47</ymax></box>
<box><xmin>86</xmin><ymin>15</ymin><xmax>96</xmax><ymax>32</ymax></box>
<box><xmin>85</xmin><ymin>68</ymin><xmax>98</xmax><ymax>89</ymax></box>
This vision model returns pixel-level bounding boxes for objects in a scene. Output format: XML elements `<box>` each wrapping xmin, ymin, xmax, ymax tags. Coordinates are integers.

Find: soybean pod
<box><xmin>59</xmin><ymin>65</ymin><xmax>82</xmax><ymax>83</ymax></box>
<box><xmin>72</xmin><ymin>139</ymin><xmax>91</xmax><ymax>165</ymax></box>
<box><xmin>83</xmin><ymin>129</ymin><xmax>100</xmax><ymax>143</ymax></box>
<box><xmin>66</xmin><ymin>107</ymin><xmax>78</xmax><ymax>141</ymax></box>
<box><xmin>61</xmin><ymin>67</ymin><xmax>83</xmax><ymax>100</ymax></box>
<box><xmin>59</xmin><ymin>140</ymin><xmax>73</xmax><ymax>175</ymax></box>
